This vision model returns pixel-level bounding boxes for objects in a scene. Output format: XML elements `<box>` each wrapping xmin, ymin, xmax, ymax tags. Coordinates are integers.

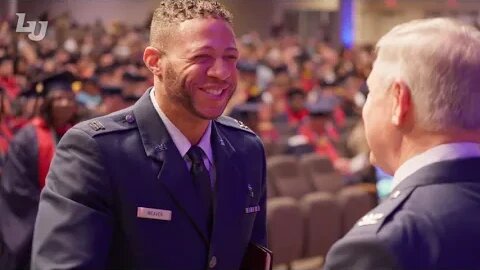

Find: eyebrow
<box><xmin>190</xmin><ymin>46</ymin><xmax>238</xmax><ymax>54</ymax></box>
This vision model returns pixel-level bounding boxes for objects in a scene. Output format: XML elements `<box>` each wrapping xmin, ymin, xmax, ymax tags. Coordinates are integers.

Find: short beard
<box><xmin>163</xmin><ymin>62</ymin><xmax>221</xmax><ymax>120</ymax></box>
<box><xmin>163</xmin><ymin>62</ymin><xmax>189</xmax><ymax>107</ymax></box>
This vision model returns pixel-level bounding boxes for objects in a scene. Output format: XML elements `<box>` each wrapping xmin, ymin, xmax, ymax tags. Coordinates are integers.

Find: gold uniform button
<box><xmin>209</xmin><ymin>256</ymin><xmax>217</xmax><ymax>269</ymax></box>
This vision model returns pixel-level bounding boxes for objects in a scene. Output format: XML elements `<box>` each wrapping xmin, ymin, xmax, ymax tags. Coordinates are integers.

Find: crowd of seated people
<box><xmin>0</xmin><ymin>13</ymin><xmax>379</xmax><ymax>187</ymax></box>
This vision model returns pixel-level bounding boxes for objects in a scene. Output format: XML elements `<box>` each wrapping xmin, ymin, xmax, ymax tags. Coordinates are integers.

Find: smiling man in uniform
<box><xmin>31</xmin><ymin>1</ymin><xmax>267</xmax><ymax>269</ymax></box>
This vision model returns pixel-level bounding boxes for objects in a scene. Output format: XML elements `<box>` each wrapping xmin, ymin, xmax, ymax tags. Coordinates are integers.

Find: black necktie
<box><xmin>187</xmin><ymin>145</ymin><xmax>213</xmax><ymax>236</ymax></box>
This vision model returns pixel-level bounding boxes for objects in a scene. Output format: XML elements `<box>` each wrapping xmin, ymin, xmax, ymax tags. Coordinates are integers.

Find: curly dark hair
<box><xmin>149</xmin><ymin>0</ymin><xmax>233</xmax><ymax>48</ymax></box>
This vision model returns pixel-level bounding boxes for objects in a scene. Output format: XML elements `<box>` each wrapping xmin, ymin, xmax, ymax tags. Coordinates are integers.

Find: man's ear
<box><xmin>143</xmin><ymin>46</ymin><xmax>163</xmax><ymax>78</ymax></box>
<box><xmin>391</xmin><ymin>80</ymin><xmax>412</xmax><ymax>127</ymax></box>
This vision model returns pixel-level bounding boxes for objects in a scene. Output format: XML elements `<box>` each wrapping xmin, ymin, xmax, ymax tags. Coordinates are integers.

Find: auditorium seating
<box><xmin>265</xmin><ymin>153</ymin><xmax>378</xmax><ymax>268</ymax></box>
<box><xmin>337</xmin><ymin>186</ymin><xmax>377</xmax><ymax>235</ymax></box>
<box><xmin>299</xmin><ymin>153</ymin><xmax>344</xmax><ymax>194</ymax></box>
<box><xmin>267</xmin><ymin>197</ymin><xmax>304</xmax><ymax>266</ymax></box>
<box><xmin>267</xmin><ymin>155</ymin><xmax>314</xmax><ymax>199</ymax></box>
<box><xmin>266</xmin><ymin>175</ymin><xmax>277</xmax><ymax>198</ymax></box>
<box><xmin>300</xmin><ymin>192</ymin><xmax>342</xmax><ymax>258</ymax></box>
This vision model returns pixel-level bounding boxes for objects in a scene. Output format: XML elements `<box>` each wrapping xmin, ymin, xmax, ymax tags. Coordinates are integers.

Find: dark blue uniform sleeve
<box><xmin>324</xmin><ymin>234</ymin><xmax>401</xmax><ymax>270</ymax></box>
<box><xmin>31</xmin><ymin>127</ymin><xmax>114</xmax><ymax>270</ymax></box>
<box><xmin>0</xmin><ymin>126</ymin><xmax>38</xmax><ymax>270</ymax></box>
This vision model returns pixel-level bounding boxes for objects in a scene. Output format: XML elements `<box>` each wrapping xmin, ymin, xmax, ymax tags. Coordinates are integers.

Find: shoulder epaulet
<box><xmin>347</xmin><ymin>186</ymin><xmax>416</xmax><ymax>236</ymax></box>
<box><xmin>77</xmin><ymin>109</ymin><xmax>137</xmax><ymax>137</ymax></box>
<box><xmin>215</xmin><ymin>115</ymin><xmax>256</xmax><ymax>135</ymax></box>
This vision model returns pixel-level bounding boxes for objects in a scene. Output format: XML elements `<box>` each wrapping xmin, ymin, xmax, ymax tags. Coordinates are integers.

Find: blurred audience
<box><xmin>0</xmin><ymin>12</ymin><xmax>376</xmax><ymax>182</ymax></box>
<box><xmin>0</xmin><ymin>71</ymin><xmax>78</xmax><ymax>269</ymax></box>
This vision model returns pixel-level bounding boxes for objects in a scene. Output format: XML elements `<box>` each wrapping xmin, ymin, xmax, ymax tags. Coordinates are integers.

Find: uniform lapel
<box><xmin>133</xmin><ymin>89</ymin><xmax>209</xmax><ymax>245</ymax></box>
<box><xmin>156</xmin><ymin>143</ymin><xmax>210</xmax><ymax>244</ymax></box>
<box><xmin>210</xmin><ymin>122</ymin><xmax>247</xmax><ymax>242</ymax></box>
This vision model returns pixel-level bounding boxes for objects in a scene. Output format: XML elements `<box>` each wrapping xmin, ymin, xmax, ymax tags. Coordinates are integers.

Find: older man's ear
<box><xmin>143</xmin><ymin>46</ymin><xmax>164</xmax><ymax>78</ymax></box>
<box><xmin>391</xmin><ymin>80</ymin><xmax>412</xmax><ymax>127</ymax></box>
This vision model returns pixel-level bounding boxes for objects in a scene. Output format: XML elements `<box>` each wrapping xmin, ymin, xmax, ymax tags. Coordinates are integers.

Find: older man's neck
<box><xmin>397</xmin><ymin>128</ymin><xmax>480</xmax><ymax>169</ymax></box>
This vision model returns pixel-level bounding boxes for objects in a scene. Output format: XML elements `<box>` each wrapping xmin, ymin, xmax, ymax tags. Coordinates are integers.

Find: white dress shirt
<box><xmin>149</xmin><ymin>89</ymin><xmax>216</xmax><ymax>187</ymax></box>
<box><xmin>392</xmin><ymin>142</ymin><xmax>480</xmax><ymax>189</ymax></box>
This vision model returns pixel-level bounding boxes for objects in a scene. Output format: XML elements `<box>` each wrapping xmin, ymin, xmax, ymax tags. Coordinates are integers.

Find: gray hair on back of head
<box><xmin>375</xmin><ymin>18</ymin><xmax>480</xmax><ymax>132</ymax></box>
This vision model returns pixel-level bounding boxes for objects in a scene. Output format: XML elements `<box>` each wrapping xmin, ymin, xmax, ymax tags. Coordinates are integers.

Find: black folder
<box><xmin>240</xmin><ymin>242</ymin><xmax>273</xmax><ymax>270</ymax></box>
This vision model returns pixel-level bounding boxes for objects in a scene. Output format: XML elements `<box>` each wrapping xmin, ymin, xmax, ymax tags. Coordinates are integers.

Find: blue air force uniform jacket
<box><xmin>324</xmin><ymin>157</ymin><xmax>480</xmax><ymax>270</ymax></box>
<box><xmin>31</xmin><ymin>90</ymin><xmax>267</xmax><ymax>270</ymax></box>
<box><xmin>0</xmin><ymin>125</ymin><xmax>40</xmax><ymax>270</ymax></box>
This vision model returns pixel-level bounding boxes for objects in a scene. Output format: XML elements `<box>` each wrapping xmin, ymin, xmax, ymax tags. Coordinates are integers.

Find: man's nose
<box><xmin>207</xmin><ymin>58</ymin><xmax>232</xmax><ymax>81</ymax></box>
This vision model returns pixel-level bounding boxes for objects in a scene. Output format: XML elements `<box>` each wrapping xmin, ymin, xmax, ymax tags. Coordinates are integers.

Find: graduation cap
<box><xmin>134</xmin><ymin>61</ymin><xmax>146</xmax><ymax>69</ymax></box>
<box><xmin>272</xmin><ymin>65</ymin><xmax>288</xmax><ymax>75</ymax></box>
<box><xmin>18</xmin><ymin>88</ymin><xmax>37</xmax><ymax>98</ymax></box>
<box><xmin>39</xmin><ymin>49</ymin><xmax>55</xmax><ymax>59</ymax></box>
<box><xmin>122</xmin><ymin>72</ymin><xmax>147</xmax><ymax>83</ymax></box>
<box><xmin>229</xmin><ymin>102</ymin><xmax>261</xmax><ymax>122</ymax></box>
<box><xmin>0</xmin><ymin>56</ymin><xmax>13</xmax><ymax>65</ymax></box>
<box><xmin>306</xmin><ymin>100</ymin><xmax>336</xmax><ymax>118</ymax></box>
<box><xmin>286</xmin><ymin>87</ymin><xmax>306</xmax><ymax>99</ymax></box>
<box><xmin>295</xmin><ymin>51</ymin><xmax>311</xmax><ymax>64</ymax></box>
<box><xmin>66</xmin><ymin>53</ymin><xmax>81</xmax><ymax>65</ymax></box>
<box><xmin>82</xmin><ymin>76</ymin><xmax>99</xmax><ymax>87</ymax></box>
<box><xmin>236</xmin><ymin>61</ymin><xmax>257</xmax><ymax>74</ymax></box>
<box><xmin>122</xmin><ymin>94</ymin><xmax>141</xmax><ymax>103</ymax></box>
<box><xmin>26</xmin><ymin>71</ymin><xmax>78</xmax><ymax>118</ymax></box>
<box><xmin>101</xmin><ymin>86</ymin><xmax>123</xmax><ymax>97</ymax></box>
<box><xmin>286</xmin><ymin>135</ymin><xmax>315</xmax><ymax>156</ymax></box>
<box><xmin>34</xmin><ymin>71</ymin><xmax>77</xmax><ymax>97</ymax></box>
<box><xmin>336</xmin><ymin>70</ymin><xmax>357</xmax><ymax>84</ymax></box>
<box><xmin>96</xmin><ymin>62</ymin><xmax>123</xmax><ymax>76</ymax></box>
<box><xmin>319</xmin><ymin>78</ymin><xmax>339</xmax><ymax>88</ymax></box>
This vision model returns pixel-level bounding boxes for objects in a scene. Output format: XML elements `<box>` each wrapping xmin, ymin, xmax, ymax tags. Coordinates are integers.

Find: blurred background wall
<box><xmin>355</xmin><ymin>0</ymin><xmax>480</xmax><ymax>44</ymax></box>
<box><xmin>5</xmin><ymin>0</ymin><xmax>480</xmax><ymax>47</ymax></box>
<box><xmin>12</xmin><ymin>0</ymin><xmax>277</xmax><ymax>37</ymax></box>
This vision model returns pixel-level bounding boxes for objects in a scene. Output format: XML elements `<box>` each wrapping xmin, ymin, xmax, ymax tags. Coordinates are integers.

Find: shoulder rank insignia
<box><xmin>236</xmin><ymin>119</ymin><xmax>250</xmax><ymax>130</ymax></box>
<box><xmin>88</xmin><ymin>120</ymin><xmax>105</xmax><ymax>131</ymax></box>
<box><xmin>216</xmin><ymin>116</ymin><xmax>256</xmax><ymax>135</ymax></box>
<box><xmin>357</xmin><ymin>213</ymin><xmax>384</xmax><ymax>227</ymax></box>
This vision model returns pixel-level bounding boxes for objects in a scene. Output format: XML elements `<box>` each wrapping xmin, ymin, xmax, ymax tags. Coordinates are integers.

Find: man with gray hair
<box><xmin>30</xmin><ymin>1</ymin><xmax>267</xmax><ymax>269</ymax></box>
<box><xmin>324</xmin><ymin>18</ymin><xmax>480</xmax><ymax>269</ymax></box>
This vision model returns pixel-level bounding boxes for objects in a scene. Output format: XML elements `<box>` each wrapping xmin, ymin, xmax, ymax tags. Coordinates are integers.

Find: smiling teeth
<box><xmin>204</xmin><ymin>89</ymin><xmax>223</xmax><ymax>95</ymax></box>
